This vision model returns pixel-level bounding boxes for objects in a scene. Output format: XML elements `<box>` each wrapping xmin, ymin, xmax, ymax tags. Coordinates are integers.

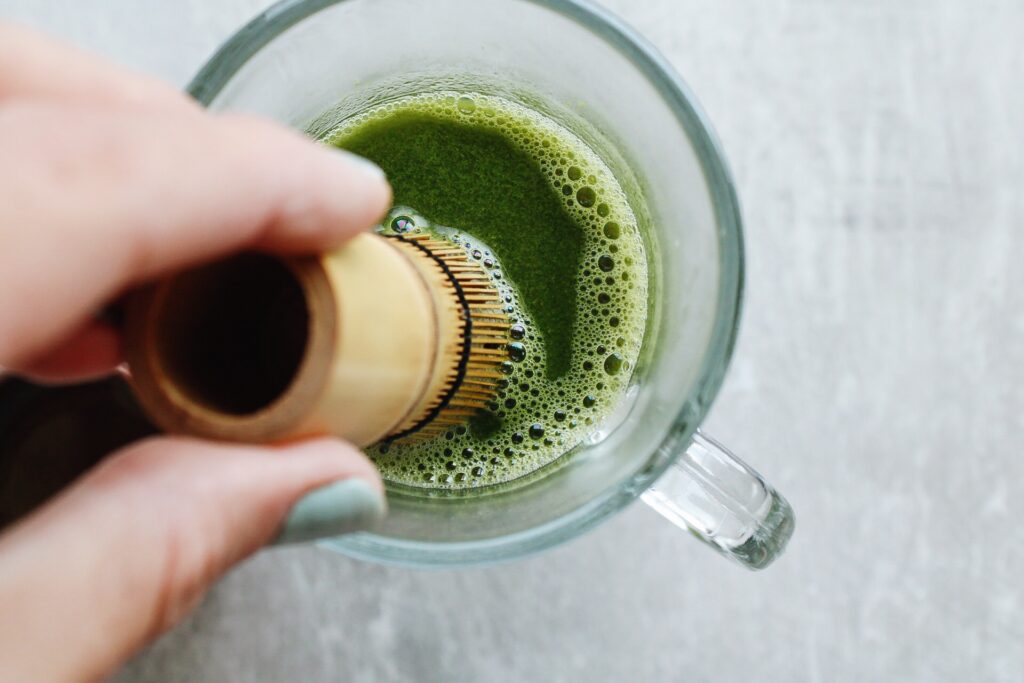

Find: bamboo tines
<box><xmin>388</xmin><ymin>233</ymin><xmax>510</xmax><ymax>442</ymax></box>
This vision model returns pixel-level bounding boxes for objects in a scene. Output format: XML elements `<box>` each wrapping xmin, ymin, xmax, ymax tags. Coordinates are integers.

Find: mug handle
<box><xmin>641</xmin><ymin>430</ymin><xmax>795</xmax><ymax>570</ymax></box>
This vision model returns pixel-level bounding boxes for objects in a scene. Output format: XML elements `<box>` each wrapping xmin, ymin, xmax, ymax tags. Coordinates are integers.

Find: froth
<box><xmin>324</xmin><ymin>93</ymin><xmax>647</xmax><ymax>489</ymax></box>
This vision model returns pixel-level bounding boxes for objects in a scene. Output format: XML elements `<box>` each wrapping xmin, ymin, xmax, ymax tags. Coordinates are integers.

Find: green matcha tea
<box><xmin>324</xmin><ymin>92</ymin><xmax>647</xmax><ymax>489</ymax></box>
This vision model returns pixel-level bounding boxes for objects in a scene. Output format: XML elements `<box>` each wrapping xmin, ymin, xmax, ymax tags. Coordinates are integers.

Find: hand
<box><xmin>0</xmin><ymin>23</ymin><xmax>391</xmax><ymax>682</ymax></box>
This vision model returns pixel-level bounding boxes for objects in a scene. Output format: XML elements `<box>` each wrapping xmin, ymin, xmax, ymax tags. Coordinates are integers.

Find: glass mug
<box><xmin>188</xmin><ymin>0</ymin><xmax>794</xmax><ymax>569</ymax></box>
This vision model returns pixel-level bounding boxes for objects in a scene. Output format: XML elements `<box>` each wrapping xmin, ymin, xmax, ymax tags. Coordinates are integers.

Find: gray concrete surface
<box><xmin>2</xmin><ymin>0</ymin><xmax>1023</xmax><ymax>680</ymax></box>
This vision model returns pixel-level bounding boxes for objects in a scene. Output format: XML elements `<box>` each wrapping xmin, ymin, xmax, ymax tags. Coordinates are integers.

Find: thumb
<box><xmin>0</xmin><ymin>436</ymin><xmax>385</xmax><ymax>683</ymax></box>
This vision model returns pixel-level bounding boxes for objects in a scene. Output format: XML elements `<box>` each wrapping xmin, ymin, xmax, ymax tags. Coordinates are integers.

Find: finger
<box><xmin>0</xmin><ymin>436</ymin><xmax>385</xmax><ymax>683</ymax></box>
<box><xmin>0</xmin><ymin>22</ymin><xmax>195</xmax><ymax>110</ymax></box>
<box><xmin>0</xmin><ymin>102</ymin><xmax>391</xmax><ymax>368</ymax></box>
<box><xmin>11</xmin><ymin>318</ymin><xmax>122</xmax><ymax>382</ymax></box>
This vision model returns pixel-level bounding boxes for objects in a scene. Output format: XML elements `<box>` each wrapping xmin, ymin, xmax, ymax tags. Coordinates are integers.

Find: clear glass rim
<box><xmin>187</xmin><ymin>0</ymin><xmax>745</xmax><ymax>567</ymax></box>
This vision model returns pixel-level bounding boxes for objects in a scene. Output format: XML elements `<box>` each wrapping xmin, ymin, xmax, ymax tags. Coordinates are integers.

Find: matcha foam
<box><xmin>324</xmin><ymin>92</ymin><xmax>647</xmax><ymax>489</ymax></box>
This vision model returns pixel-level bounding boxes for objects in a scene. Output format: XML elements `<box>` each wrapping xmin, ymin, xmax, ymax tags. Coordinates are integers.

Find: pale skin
<box><xmin>0</xmin><ymin>24</ymin><xmax>392</xmax><ymax>682</ymax></box>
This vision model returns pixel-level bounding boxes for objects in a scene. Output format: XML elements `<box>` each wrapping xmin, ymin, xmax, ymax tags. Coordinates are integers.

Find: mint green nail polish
<box><xmin>273</xmin><ymin>479</ymin><xmax>386</xmax><ymax>545</ymax></box>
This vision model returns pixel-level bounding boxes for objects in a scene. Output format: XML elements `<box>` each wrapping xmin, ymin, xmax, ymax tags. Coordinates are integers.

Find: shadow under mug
<box><xmin>189</xmin><ymin>0</ymin><xmax>795</xmax><ymax>569</ymax></box>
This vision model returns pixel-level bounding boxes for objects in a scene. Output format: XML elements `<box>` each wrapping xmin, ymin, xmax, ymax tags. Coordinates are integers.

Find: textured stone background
<box><xmin>2</xmin><ymin>1</ymin><xmax>1022</xmax><ymax>680</ymax></box>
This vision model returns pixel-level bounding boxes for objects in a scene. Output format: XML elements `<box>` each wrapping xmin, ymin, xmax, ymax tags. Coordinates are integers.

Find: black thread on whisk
<box><xmin>381</xmin><ymin>234</ymin><xmax>473</xmax><ymax>443</ymax></box>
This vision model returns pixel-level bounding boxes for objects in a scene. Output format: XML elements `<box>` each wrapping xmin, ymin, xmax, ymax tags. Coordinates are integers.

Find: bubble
<box><xmin>603</xmin><ymin>222</ymin><xmax>621</xmax><ymax>239</ymax></box>
<box><xmin>583</xmin><ymin>395</ymin><xmax>597</xmax><ymax>408</ymax></box>
<box><xmin>554</xmin><ymin>410</ymin><xmax>566</xmax><ymax>422</ymax></box>
<box><xmin>462</xmin><ymin>447</ymin><xmax>474</xmax><ymax>458</ymax></box>
<box><xmin>597</xmin><ymin>203</ymin><xmax>610</xmax><ymax>217</ymax></box>
<box><xmin>445</xmin><ymin>461</ymin><xmax>457</xmax><ymax>471</ymax></box>
<box><xmin>471</xmin><ymin>466</ymin><xmax>485</xmax><ymax>477</ymax></box>
<box><xmin>455</xmin><ymin>472</ymin><xmax>467</xmax><ymax>483</ymax></box>
<box><xmin>505</xmin><ymin>398</ymin><xmax>517</xmax><ymax>408</ymax></box>
<box><xmin>500</xmin><ymin>361</ymin><xmax>515</xmax><ymax>375</ymax></box>
<box><xmin>472</xmin><ymin>249</ymin><xmax>482</xmax><ymax>260</ymax></box>
<box><xmin>599</xmin><ymin>255</ymin><xmax>615</xmax><ymax>272</ymax></box>
<box><xmin>609</xmin><ymin>317</ymin><xmax>620</xmax><ymax>327</ymax></box>
<box><xmin>567</xmin><ymin>166</ymin><xmax>582</xmax><ymax>180</ymax></box>
<box><xmin>562</xmin><ymin>185</ymin><xmax>573</xmax><ymax>196</ymax></box>
<box><xmin>529</xmin><ymin>424</ymin><xmax>545</xmax><ymax>439</ymax></box>
<box><xmin>507</xmin><ymin>342</ymin><xmax>526</xmax><ymax>362</ymax></box>
<box><xmin>576</xmin><ymin>187</ymin><xmax>597</xmax><ymax>207</ymax></box>
<box><xmin>604</xmin><ymin>353</ymin><xmax>624</xmax><ymax>375</ymax></box>
<box><xmin>598</xmin><ymin>293</ymin><xmax>611</xmax><ymax>304</ymax></box>
<box><xmin>457</xmin><ymin>96</ymin><xmax>476</xmax><ymax>113</ymax></box>
<box><xmin>510</xmin><ymin>324</ymin><xmax>526</xmax><ymax>340</ymax></box>
<box><xmin>511</xmin><ymin>432</ymin><xmax>524</xmax><ymax>444</ymax></box>
<box><xmin>391</xmin><ymin>215</ymin><xmax>415</xmax><ymax>233</ymax></box>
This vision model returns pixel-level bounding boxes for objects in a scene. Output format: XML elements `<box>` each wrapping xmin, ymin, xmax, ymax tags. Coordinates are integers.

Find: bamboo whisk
<box><xmin>123</xmin><ymin>232</ymin><xmax>510</xmax><ymax>447</ymax></box>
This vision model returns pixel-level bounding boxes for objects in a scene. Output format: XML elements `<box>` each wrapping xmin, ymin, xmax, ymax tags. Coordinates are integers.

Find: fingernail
<box><xmin>331</xmin><ymin>148</ymin><xmax>386</xmax><ymax>182</ymax></box>
<box><xmin>273</xmin><ymin>479</ymin><xmax>386</xmax><ymax>545</ymax></box>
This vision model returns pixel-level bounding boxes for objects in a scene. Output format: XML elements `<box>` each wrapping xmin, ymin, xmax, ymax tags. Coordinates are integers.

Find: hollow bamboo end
<box><xmin>124</xmin><ymin>253</ymin><xmax>337</xmax><ymax>443</ymax></box>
